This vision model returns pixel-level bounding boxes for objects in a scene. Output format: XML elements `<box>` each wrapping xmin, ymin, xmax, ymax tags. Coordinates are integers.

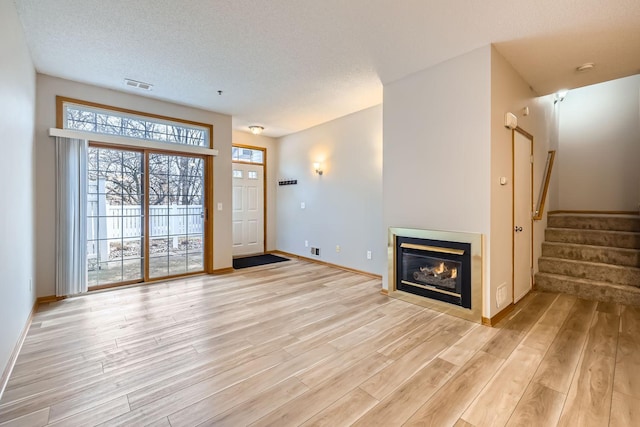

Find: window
<box><xmin>233</xmin><ymin>170</ymin><xmax>243</xmax><ymax>178</ymax></box>
<box><xmin>248</xmin><ymin>171</ymin><xmax>258</xmax><ymax>180</ymax></box>
<box><xmin>61</xmin><ymin>101</ymin><xmax>210</xmax><ymax>147</ymax></box>
<box><xmin>232</xmin><ymin>147</ymin><xmax>263</xmax><ymax>163</ymax></box>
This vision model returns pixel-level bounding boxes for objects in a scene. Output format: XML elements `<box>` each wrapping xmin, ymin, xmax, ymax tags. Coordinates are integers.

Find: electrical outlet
<box><xmin>315</xmin><ymin>248</ymin><xmax>320</xmax><ymax>256</ymax></box>
<box><xmin>310</xmin><ymin>247</ymin><xmax>315</xmax><ymax>255</ymax></box>
<box><xmin>300</xmin><ymin>202</ymin><xmax>306</xmax><ymax>209</ymax></box>
<box><xmin>367</xmin><ymin>250</ymin><xmax>372</xmax><ymax>260</ymax></box>
<box><xmin>336</xmin><ymin>245</ymin><xmax>340</xmax><ymax>253</ymax></box>
<box><xmin>305</xmin><ymin>240</ymin><xmax>308</xmax><ymax>247</ymax></box>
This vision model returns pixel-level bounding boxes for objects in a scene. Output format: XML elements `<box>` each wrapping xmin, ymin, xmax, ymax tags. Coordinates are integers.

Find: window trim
<box><xmin>49</xmin><ymin>127</ymin><xmax>218</xmax><ymax>157</ymax></box>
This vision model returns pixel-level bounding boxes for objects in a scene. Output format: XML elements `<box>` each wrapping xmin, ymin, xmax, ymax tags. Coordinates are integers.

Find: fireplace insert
<box><xmin>396</xmin><ymin>236</ymin><xmax>471</xmax><ymax>308</ymax></box>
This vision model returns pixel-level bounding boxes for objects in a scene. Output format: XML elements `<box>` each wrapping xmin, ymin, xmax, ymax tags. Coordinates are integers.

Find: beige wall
<box><xmin>383</xmin><ymin>45</ymin><xmax>554</xmax><ymax>318</ymax></box>
<box><xmin>0</xmin><ymin>0</ymin><xmax>37</xmax><ymax>380</ymax></box>
<box><xmin>383</xmin><ymin>46</ymin><xmax>492</xmax><ymax>314</ymax></box>
<box><xmin>556</xmin><ymin>75</ymin><xmax>640</xmax><ymax>211</ymax></box>
<box><xmin>231</xmin><ymin>130</ymin><xmax>279</xmax><ymax>251</ymax></box>
<box><xmin>35</xmin><ymin>75</ymin><xmax>233</xmax><ymax>297</ymax></box>
<box><xmin>276</xmin><ymin>106</ymin><xmax>383</xmax><ymax>275</ymax></box>
<box><xmin>490</xmin><ymin>47</ymin><xmax>554</xmax><ymax>314</ymax></box>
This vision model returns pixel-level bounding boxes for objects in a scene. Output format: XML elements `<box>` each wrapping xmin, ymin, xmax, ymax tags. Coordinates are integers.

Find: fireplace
<box><xmin>388</xmin><ymin>228</ymin><xmax>482</xmax><ymax>322</ymax></box>
<box><xmin>396</xmin><ymin>237</ymin><xmax>471</xmax><ymax>308</ymax></box>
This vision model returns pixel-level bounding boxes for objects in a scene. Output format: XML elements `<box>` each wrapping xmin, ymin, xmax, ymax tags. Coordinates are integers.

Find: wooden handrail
<box><xmin>533</xmin><ymin>150</ymin><xmax>556</xmax><ymax>220</ymax></box>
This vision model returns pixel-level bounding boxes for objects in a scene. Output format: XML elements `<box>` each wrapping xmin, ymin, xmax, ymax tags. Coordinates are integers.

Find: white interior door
<box><xmin>232</xmin><ymin>163</ymin><xmax>264</xmax><ymax>256</ymax></box>
<box><xmin>513</xmin><ymin>130</ymin><xmax>533</xmax><ymax>302</ymax></box>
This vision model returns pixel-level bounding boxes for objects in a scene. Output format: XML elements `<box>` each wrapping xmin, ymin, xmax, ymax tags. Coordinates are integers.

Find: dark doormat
<box><xmin>233</xmin><ymin>254</ymin><xmax>290</xmax><ymax>269</ymax></box>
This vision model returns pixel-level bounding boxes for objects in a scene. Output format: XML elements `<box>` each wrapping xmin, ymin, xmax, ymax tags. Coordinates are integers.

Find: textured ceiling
<box><xmin>13</xmin><ymin>0</ymin><xmax>640</xmax><ymax>137</ymax></box>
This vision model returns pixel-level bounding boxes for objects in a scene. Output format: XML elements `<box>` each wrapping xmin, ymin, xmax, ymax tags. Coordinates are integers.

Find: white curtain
<box><xmin>56</xmin><ymin>137</ymin><xmax>88</xmax><ymax>297</ymax></box>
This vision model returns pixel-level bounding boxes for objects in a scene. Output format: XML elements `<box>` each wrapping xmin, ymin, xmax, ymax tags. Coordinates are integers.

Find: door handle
<box><xmin>514</xmin><ymin>226</ymin><xmax>523</xmax><ymax>232</ymax></box>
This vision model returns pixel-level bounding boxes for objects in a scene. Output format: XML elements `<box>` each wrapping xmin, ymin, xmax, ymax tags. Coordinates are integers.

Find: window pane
<box><xmin>87</xmin><ymin>146</ymin><xmax>143</xmax><ymax>287</ymax></box>
<box><xmin>231</xmin><ymin>147</ymin><xmax>264</xmax><ymax>164</ymax></box>
<box><xmin>64</xmin><ymin>102</ymin><xmax>209</xmax><ymax>147</ymax></box>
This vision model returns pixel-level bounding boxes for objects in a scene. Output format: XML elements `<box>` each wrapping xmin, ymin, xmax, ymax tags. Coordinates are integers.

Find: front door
<box><xmin>513</xmin><ymin>128</ymin><xmax>533</xmax><ymax>302</ymax></box>
<box><xmin>232</xmin><ymin>162</ymin><xmax>264</xmax><ymax>256</ymax></box>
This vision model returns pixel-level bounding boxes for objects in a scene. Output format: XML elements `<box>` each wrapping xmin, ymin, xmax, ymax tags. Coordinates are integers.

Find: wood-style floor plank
<box><xmin>1</xmin><ymin>258</ymin><xmax>639</xmax><ymax>426</ymax></box>
<box><xmin>352</xmin><ymin>357</ymin><xmax>458</xmax><ymax>427</ymax></box>
<box><xmin>614</xmin><ymin>306</ymin><xmax>640</xmax><ymax>400</ymax></box>
<box><xmin>461</xmin><ymin>344</ymin><xmax>546</xmax><ymax>426</ymax></box>
<box><xmin>557</xmin><ymin>310</ymin><xmax>620</xmax><ymax>427</ymax></box>
<box><xmin>531</xmin><ymin>298</ymin><xmax>597</xmax><ymax>393</ymax></box>
<box><xmin>610</xmin><ymin>391</ymin><xmax>640</xmax><ymax>427</ymax></box>
<box><xmin>403</xmin><ymin>350</ymin><xmax>504</xmax><ymax>426</ymax></box>
<box><xmin>505</xmin><ymin>382</ymin><xmax>565</xmax><ymax>427</ymax></box>
<box><xmin>299</xmin><ymin>387</ymin><xmax>379</xmax><ymax>427</ymax></box>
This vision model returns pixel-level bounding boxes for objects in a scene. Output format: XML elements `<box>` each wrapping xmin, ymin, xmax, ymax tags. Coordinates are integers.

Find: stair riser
<box><xmin>545</xmin><ymin>229</ymin><xmax>640</xmax><ymax>249</ymax></box>
<box><xmin>535</xmin><ymin>275</ymin><xmax>640</xmax><ymax>306</ymax></box>
<box><xmin>548</xmin><ymin>215</ymin><xmax>640</xmax><ymax>232</ymax></box>
<box><xmin>541</xmin><ymin>243</ymin><xmax>640</xmax><ymax>268</ymax></box>
<box><xmin>538</xmin><ymin>258</ymin><xmax>640</xmax><ymax>287</ymax></box>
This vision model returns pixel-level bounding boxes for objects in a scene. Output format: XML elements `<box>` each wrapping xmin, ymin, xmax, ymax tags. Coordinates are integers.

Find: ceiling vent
<box><xmin>124</xmin><ymin>78</ymin><xmax>153</xmax><ymax>91</ymax></box>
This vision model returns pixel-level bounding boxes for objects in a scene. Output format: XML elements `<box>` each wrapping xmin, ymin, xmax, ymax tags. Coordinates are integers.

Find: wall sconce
<box><xmin>313</xmin><ymin>162</ymin><xmax>323</xmax><ymax>175</ymax></box>
<box><xmin>554</xmin><ymin>90</ymin><xmax>568</xmax><ymax>104</ymax></box>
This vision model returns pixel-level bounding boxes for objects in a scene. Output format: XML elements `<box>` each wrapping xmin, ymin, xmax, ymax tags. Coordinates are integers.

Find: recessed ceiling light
<box><xmin>576</xmin><ymin>63</ymin><xmax>595</xmax><ymax>72</ymax></box>
<box><xmin>249</xmin><ymin>125</ymin><xmax>264</xmax><ymax>135</ymax></box>
<box><xmin>124</xmin><ymin>78</ymin><xmax>153</xmax><ymax>91</ymax></box>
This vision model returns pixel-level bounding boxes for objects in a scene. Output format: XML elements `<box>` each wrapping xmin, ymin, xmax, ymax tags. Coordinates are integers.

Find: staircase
<box><xmin>535</xmin><ymin>213</ymin><xmax>640</xmax><ymax>305</ymax></box>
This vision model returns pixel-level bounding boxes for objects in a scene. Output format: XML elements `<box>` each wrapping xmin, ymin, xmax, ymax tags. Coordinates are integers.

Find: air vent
<box><xmin>124</xmin><ymin>78</ymin><xmax>153</xmax><ymax>91</ymax></box>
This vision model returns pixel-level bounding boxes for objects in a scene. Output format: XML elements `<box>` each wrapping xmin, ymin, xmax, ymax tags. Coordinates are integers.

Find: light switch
<box><xmin>217</xmin><ymin>202</ymin><xmax>223</xmax><ymax>211</ymax></box>
<box><xmin>300</xmin><ymin>202</ymin><xmax>306</xmax><ymax>209</ymax></box>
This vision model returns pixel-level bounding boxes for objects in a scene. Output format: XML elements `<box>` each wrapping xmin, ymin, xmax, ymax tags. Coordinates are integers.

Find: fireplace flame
<box><xmin>451</xmin><ymin>267</ymin><xmax>457</xmax><ymax>279</ymax></box>
<box><xmin>434</xmin><ymin>262</ymin><xmax>445</xmax><ymax>275</ymax></box>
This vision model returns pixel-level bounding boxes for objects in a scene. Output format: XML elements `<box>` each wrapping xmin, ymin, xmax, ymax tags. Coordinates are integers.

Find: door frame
<box><xmin>87</xmin><ymin>143</ymin><xmax>213</xmax><ymax>291</ymax></box>
<box><xmin>512</xmin><ymin>126</ymin><xmax>534</xmax><ymax>302</ymax></box>
<box><xmin>232</xmin><ymin>144</ymin><xmax>267</xmax><ymax>256</ymax></box>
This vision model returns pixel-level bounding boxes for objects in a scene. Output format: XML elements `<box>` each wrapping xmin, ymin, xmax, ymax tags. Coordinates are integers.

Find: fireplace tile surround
<box><xmin>388</xmin><ymin>227</ymin><xmax>483</xmax><ymax>323</ymax></box>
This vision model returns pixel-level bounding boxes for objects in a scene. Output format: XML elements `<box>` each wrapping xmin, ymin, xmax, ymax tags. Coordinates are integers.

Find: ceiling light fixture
<box><xmin>124</xmin><ymin>78</ymin><xmax>153</xmax><ymax>91</ymax></box>
<box><xmin>576</xmin><ymin>62</ymin><xmax>595</xmax><ymax>72</ymax></box>
<box><xmin>249</xmin><ymin>125</ymin><xmax>264</xmax><ymax>135</ymax></box>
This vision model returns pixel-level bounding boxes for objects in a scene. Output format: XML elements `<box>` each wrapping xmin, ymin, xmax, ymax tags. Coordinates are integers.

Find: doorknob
<box><xmin>514</xmin><ymin>226</ymin><xmax>523</xmax><ymax>232</ymax></box>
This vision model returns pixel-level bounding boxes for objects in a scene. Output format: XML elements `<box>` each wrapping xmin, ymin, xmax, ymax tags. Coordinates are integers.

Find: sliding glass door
<box><xmin>87</xmin><ymin>146</ymin><xmax>206</xmax><ymax>289</ymax></box>
<box><xmin>148</xmin><ymin>153</ymin><xmax>204</xmax><ymax>279</ymax></box>
<box><xmin>87</xmin><ymin>147</ymin><xmax>144</xmax><ymax>287</ymax></box>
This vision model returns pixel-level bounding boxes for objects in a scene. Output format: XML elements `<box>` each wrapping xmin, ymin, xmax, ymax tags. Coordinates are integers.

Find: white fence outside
<box><xmin>87</xmin><ymin>202</ymin><xmax>203</xmax><ymax>262</ymax></box>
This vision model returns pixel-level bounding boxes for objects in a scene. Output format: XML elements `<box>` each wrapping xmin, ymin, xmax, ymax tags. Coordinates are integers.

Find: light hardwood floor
<box><xmin>1</xmin><ymin>258</ymin><xmax>639</xmax><ymax>426</ymax></box>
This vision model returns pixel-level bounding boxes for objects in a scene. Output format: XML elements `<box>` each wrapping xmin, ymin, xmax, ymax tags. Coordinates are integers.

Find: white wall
<box><xmin>490</xmin><ymin>47</ymin><xmax>554</xmax><ymax>314</ymax></box>
<box><xmin>232</xmin><ymin>130</ymin><xmax>279</xmax><ymax>251</ymax></box>
<box><xmin>0</xmin><ymin>0</ymin><xmax>36</xmax><ymax>380</ymax></box>
<box><xmin>383</xmin><ymin>47</ymin><xmax>492</xmax><ymax>314</ymax></box>
<box><xmin>276</xmin><ymin>105</ymin><xmax>383</xmax><ymax>275</ymax></box>
<box><xmin>557</xmin><ymin>74</ymin><xmax>640</xmax><ymax>211</ymax></box>
<box><xmin>35</xmin><ymin>75</ymin><xmax>233</xmax><ymax>296</ymax></box>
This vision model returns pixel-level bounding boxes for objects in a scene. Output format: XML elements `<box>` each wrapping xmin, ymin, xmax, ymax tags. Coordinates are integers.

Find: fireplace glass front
<box><xmin>396</xmin><ymin>236</ymin><xmax>471</xmax><ymax>309</ymax></box>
